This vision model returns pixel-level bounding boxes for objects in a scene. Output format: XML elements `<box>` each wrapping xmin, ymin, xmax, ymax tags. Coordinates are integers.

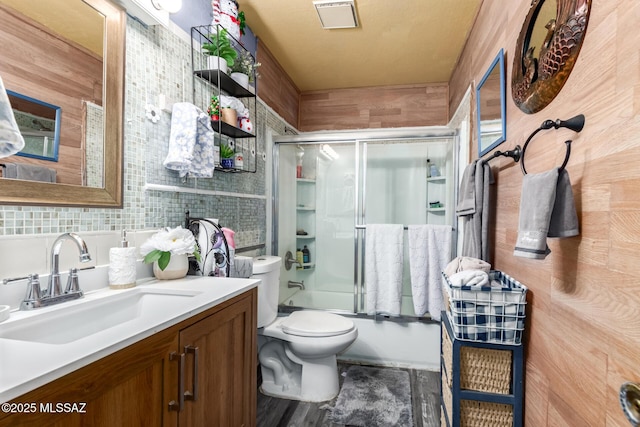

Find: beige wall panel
<box><xmin>298</xmin><ymin>83</ymin><xmax>449</xmax><ymax>131</ymax></box>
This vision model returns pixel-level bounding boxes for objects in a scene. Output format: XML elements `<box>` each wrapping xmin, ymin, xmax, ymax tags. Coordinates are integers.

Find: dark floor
<box><xmin>256</xmin><ymin>362</ymin><xmax>441</xmax><ymax>427</ymax></box>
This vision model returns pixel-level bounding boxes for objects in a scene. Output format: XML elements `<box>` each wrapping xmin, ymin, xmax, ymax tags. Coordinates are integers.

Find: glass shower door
<box><xmin>276</xmin><ymin>141</ymin><xmax>357</xmax><ymax>312</ymax></box>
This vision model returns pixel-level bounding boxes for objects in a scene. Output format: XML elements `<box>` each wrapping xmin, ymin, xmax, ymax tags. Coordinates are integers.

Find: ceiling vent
<box><xmin>313</xmin><ymin>0</ymin><xmax>358</xmax><ymax>29</ymax></box>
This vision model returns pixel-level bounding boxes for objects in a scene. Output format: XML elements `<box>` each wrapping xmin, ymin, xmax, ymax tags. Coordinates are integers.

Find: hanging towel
<box><xmin>365</xmin><ymin>224</ymin><xmax>404</xmax><ymax>317</ymax></box>
<box><xmin>163</xmin><ymin>102</ymin><xmax>215</xmax><ymax>178</ymax></box>
<box><xmin>548</xmin><ymin>169</ymin><xmax>579</xmax><ymax>238</ymax></box>
<box><xmin>2</xmin><ymin>162</ymin><xmax>56</xmax><ymax>182</ymax></box>
<box><xmin>458</xmin><ymin>160</ymin><xmax>494</xmax><ymax>262</ymax></box>
<box><xmin>0</xmin><ymin>76</ymin><xmax>25</xmax><ymax>159</ymax></box>
<box><xmin>514</xmin><ymin>168</ymin><xmax>559</xmax><ymax>258</ymax></box>
<box><xmin>514</xmin><ymin>168</ymin><xmax>579</xmax><ymax>258</ymax></box>
<box><xmin>408</xmin><ymin>224</ymin><xmax>452</xmax><ymax>321</ymax></box>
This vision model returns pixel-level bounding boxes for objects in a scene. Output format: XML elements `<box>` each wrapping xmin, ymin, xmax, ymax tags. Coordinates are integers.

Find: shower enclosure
<box><xmin>273</xmin><ymin>128</ymin><xmax>457</xmax><ymax>319</ymax></box>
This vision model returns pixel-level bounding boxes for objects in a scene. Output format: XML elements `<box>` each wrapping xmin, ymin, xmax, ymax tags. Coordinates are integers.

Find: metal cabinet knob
<box><xmin>620</xmin><ymin>382</ymin><xmax>640</xmax><ymax>426</ymax></box>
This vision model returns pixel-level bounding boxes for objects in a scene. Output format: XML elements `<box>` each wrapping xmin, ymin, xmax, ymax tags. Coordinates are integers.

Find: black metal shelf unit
<box><xmin>190</xmin><ymin>24</ymin><xmax>257</xmax><ymax>173</ymax></box>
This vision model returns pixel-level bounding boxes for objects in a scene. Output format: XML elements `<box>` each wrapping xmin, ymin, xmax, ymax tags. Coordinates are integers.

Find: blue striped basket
<box><xmin>442</xmin><ymin>270</ymin><xmax>527</xmax><ymax>345</ymax></box>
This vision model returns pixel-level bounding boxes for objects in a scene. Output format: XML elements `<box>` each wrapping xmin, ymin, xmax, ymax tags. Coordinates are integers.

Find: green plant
<box><xmin>230</xmin><ymin>50</ymin><xmax>261</xmax><ymax>82</ymax></box>
<box><xmin>220</xmin><ymin>143</ymin><xmax>235</xmax><ymax>159</ymax></box>
<box><xmin>202</xmin><ymin>28</ymin><xmax>237</xmax><ymax>68</ymax></box>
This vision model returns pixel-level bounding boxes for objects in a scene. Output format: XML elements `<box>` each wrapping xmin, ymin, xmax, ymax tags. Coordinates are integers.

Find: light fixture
<box><xmin>151</xmin><ymin>0</ymin><xmax>182</xmax><ymax>14</ymax></box>
<box><xmin>313</xmin><ymin>0</ymin><xmax>358</xmax><ymax>29</ymax></box>
<box><xmin>320</xmin><ymin>144</ymin><xmax>339</xmax><ymax>161</ymax></box>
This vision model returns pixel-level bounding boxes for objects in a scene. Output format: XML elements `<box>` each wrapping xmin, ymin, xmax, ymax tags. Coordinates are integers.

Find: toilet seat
<box><xmin>280</xmin><ymin>311</ymin><xmax>355</xmax><ymax>337</ymax></box>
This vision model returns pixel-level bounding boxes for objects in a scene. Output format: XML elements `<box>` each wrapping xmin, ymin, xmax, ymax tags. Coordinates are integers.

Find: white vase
<box><xmin>153</xmin><ymin>253</ymin><xmax>189</xmax><ymax>280</ymax></box>
<box><xmin>208</xmin><ymin>55</ymin><xmax>228</xmax><ymax>74</ymax></box>
<box><xmin>230</xmin><ymin>72</ymin><xmax>249</xmax><ymax>89</ymax></box>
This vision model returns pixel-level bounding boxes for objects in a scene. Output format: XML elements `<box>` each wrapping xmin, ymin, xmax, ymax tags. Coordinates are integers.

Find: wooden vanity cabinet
<box><xmin>0</xmin><ymin>288</ymin><xmax>257</xmax><ymax>427</ymax></box>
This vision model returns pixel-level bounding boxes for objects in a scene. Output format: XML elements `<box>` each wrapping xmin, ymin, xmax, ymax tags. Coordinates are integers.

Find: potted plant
<box><xmin>207</xmin><ymin>95</ymin><xmax>220</xmax><ymax>121</ymax></box>
<box><xmin>140</xmin><ymin>226</ymin><xmax>200</xmax><ymax>280</ymax></box>
<box><xmin>229</xmin><ymin>50</ymin><xmax>260</xmax><ymax>89</ymax></box>
<box><xmin>202</xmin><ymin>28</ymin><xmax>237</xmax><ymax>74</ymax></box>
<box><xmin>220</xmin><ymin>143</ymin><xmax>235</xmax><ymax>169</ymax></box>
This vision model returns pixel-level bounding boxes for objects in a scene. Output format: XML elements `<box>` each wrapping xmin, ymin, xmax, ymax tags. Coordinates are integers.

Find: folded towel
<box><xmin>448</xmin><ymin>270</ymin><xmax>489</xmax><ymax>287</ymax></box>
<box><xmin>514</xmin><ymin>168</ymin><xmax>559</xmax><ymax>259</ymax></box>
<box><xmin>365</xmin><ymin>224</ymin><xmax>404</xmax><ymax>317</ymax></box>
<box><xmin>444</xmin><ymin>256</ymin><xmax>491</xmax><ymax>278</ymax></box>
<box><xmin>548</xmin><ymin>169</ymin><xmax>579</xmax><ymax>238</ymax></box>
<box><xmin>408</xmin><ymin>224</ymin><xmax>451</xmax><ymax>321</ymax></box>
<box><xmin>0</xmin><ymin>75</ymin><xmax>25</xmax><ymax>158</ymax></box>
<box><xmin>163</xmin><ymin>102</ymin><xmax>215</xmax><ymax>178</ymax></box>
<box><xmin>3</xmin><ymin>162</ymin><xmax>56</xmax><ymax>182</ymax></box>
<box><xmin>229</xmin><ymin>255</ymin><xmax>253</xmax><ymax>278</ymax></box>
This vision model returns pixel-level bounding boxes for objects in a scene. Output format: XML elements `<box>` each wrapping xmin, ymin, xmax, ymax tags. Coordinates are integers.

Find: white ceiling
<box><xmin>236</xmin><ymin>0</ymin><xmax>482</xmax><ymax>92</ymax></box>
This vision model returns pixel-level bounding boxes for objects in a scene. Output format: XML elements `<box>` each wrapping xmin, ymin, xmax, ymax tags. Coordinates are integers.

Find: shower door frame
<box><xmin>273</xmin><ymin>127</ymin><xmax>459</xmax><ymax>316</ymax></box>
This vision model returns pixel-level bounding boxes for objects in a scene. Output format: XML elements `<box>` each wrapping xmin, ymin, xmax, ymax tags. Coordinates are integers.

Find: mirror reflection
<box><xmin>7</xmin><ymin>91</ymin><xmax>61</xmax><ymax>162</ymax></box>
<box><xmin>477</xmin><ymin>49</ymin><xmax>506</xmax><ymax>158</ymax></box>
<box><xmin>0</xmin><ymin>0</ymin><xmax>104</xmax><ymax>187</ymax></box>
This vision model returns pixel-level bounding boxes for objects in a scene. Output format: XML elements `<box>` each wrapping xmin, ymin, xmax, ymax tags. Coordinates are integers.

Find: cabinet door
<box><xmin>178</xmin><ymin>290</ymin><xmax>256</xmax><ymax>427</ymax></box>
<box><xmin>0</xmin><ymin>330</ymin><xmax>179</xmax><ymax>427</ymax></box>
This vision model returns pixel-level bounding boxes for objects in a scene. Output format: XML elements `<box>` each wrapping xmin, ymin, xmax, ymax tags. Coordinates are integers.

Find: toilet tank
<box><xmin>252</xmin><ymin>256</ymin><xmax>282</xmax><ymax>328</ymax></box>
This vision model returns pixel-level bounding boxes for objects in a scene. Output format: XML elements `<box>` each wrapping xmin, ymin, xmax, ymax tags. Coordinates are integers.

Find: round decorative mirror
<box><xmin>512</xmin><ymin>0</ymin><xmax>592</xmax><ymax>114</ymax></box>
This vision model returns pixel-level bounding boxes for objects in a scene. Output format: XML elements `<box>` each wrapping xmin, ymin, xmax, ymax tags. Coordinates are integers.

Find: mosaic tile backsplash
<box><xmin>0</xmin><ymin>18</ymin><xmax>292</xmax><ymax>254</ymax></box>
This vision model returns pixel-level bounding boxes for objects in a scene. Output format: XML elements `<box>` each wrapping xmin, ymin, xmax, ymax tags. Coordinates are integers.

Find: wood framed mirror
<box><xmin>477</xmin><ymin>49</ymin><xmax>506</xmax><ymax>158</ymax></box>
<box><xmin>511</xmin><ymin>0</ymin><xmax>592</xmax><ymax>114</ymax></box>
<box><xmin>0</xmin><ymin>0</ymin><xmax>124</xmax><ymax>207</ymax></box>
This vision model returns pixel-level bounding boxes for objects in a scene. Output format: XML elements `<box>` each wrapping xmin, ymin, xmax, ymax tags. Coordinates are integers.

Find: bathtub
<box><xmin>279</xmin><ymin>290</ymin><xmax>441</xmax><ymax>371</ymax></box>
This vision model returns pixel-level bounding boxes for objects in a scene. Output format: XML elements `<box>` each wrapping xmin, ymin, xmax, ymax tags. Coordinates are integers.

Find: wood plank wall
<box><xmin>298</xmin><ymin>83</ymin><xmax>449</xmax><ymax>131</ymax></box>
<box><xmin>256</xmin><ymin>42</ymin><xmax>449</xmax><ymax>132</ymax></box>
<box><xmin>256</xmin><ymin>42</ymin><xmax>300</xmax><ymax>128</ymax></box>
<box><xmin>449</xmin><ymin>0</ymin><xmax>640</xmax><ymax>425</ymax></box>
<box><xmin>0</xmin><ymin>3</ymin><xmax>103</xmax><ymax>186</ymax></box>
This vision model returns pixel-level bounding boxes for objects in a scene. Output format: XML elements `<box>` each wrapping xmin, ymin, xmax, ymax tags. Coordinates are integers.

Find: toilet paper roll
<box><xmin>108</xmin><ymin>247</ymin><xmax>137</xmax><ymax>289</ymax></box>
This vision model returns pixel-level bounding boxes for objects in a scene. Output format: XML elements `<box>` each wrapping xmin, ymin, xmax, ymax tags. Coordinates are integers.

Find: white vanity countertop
<box><xmin>0</xmin><ymin>276</ymin><xmax>258</xmax><ymax>403</ymax></box>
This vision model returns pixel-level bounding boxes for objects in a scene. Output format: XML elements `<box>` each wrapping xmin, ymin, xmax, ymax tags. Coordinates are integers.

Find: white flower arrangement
<box><xmin>140</xmin><ymin>226</ymin><xmax>200</xmax><ymax>270</ymax></box>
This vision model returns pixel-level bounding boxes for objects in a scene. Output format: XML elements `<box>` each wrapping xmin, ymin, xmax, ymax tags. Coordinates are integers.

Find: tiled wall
<box><xmin>0</xmin><ymin>18</ymin><xmax>294</xmax><ymax>283</ymax></box>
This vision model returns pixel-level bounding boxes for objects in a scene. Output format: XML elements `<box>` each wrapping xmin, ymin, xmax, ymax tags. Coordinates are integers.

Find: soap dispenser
<box><xmin>108</xmin><ymin>230</ymin><xmax>137</xmax><ymax>289</ymax></box>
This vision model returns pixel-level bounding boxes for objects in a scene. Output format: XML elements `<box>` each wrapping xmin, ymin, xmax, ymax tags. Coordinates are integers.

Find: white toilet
<box><xmin>251</xmin><ymin>255</ymin><xmax>358</xmax><ymax>402</ymax></box>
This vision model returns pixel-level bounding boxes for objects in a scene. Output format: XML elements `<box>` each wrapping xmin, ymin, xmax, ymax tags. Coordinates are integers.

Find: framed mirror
<box><xmin>477</xmin><ymin>49</ymin><xmax>506</xmax><ymax>158</ymax></box>
<box><xmin>0</xmin><ymin>0</ymin><xmax>124</xmax><ymax>207</ymax></box>
<box><xmin>511</xmin><ymin>0</ymin><xmax>592</xmax><ymax>114</ymax></box>
<box><xmin>7</xmin><ymin>90</ymin><xmax>61</xmax><ymax>162</ymax></box>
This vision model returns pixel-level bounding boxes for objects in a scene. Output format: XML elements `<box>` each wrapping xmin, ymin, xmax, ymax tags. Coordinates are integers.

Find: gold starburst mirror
<box><xmin>512</xmin><ymin>0</ymin><xmax>592</xmax><ymax>114</ymax></box>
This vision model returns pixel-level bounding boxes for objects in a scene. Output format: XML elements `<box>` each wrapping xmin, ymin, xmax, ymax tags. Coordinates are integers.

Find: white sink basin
<box><xmin>0</xmin><ymin>288</ymin><xmax>201</xmax><ymax>345</ymax></box>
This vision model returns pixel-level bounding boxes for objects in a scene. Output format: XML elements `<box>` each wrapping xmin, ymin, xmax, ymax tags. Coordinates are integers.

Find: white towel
<box><xmin>448</xmin><ymin>270</ymin><xmax>489</xmax><ymax>287</ymax></box>
<box><xmin>365</xmin><ymin>224</ymin><xmax>404</xmax><ymax>317</ymax></box>
<box><xmin>163</xmin><ymin>102</ymin><xmax>215</xmax><ymax>178</ymax></box>
<box><xmin>408</xmin><ymin>224</ymin><xmax>452</xmax><ymax>321</ymax></box>
<box><xmin>0</xmin><ymin>75</ymin><xmax>25</xmax><ymax>158</ymax></box>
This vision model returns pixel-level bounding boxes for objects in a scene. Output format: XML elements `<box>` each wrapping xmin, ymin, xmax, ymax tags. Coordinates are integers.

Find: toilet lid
<box><xmin>280</xmin><ymin>311</ymin><xmax>355</xmax><ymax>337</ymax></box>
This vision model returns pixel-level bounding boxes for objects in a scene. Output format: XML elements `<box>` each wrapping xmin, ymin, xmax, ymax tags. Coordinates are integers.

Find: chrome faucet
<box><xmin>21</xmin><ymin>232</ymin><xmax>91</xmax><ymax>310</ymax></box>
<box><xmin>288</xmin><ymin>280</ymin><xmax>305</xmax><ymax>290</ymax></box>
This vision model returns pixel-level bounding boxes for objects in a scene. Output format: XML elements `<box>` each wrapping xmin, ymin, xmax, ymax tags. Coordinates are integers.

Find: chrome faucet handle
<box><xmin>65</xmin><ymin>268</ymin><xmax>82</xmax><ymax>294</ymax></box>
<box><xmin>24</xmin><ymin>274</ymin><xmax>42</xmax><ymax>301</ymax></box>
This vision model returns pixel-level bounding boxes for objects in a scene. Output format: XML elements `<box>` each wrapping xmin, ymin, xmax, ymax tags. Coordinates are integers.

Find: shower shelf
<box><xmin>296</xmin><ymin>207</ymin><xmax>315</xmax><ymax>211</ymax></box>
<box><xmin>427</xmin><ymin>176</ymin><xmax>446</xmax><ymax>182</ymax></box>
<box><xmin>296</xmin><ymin>235</ymin><xmax>315</xmax><ymax>239</ymax></box>
<box><xmin>428</xmin><ymin>207</ymin><xmax>446</xmax><ymax>213</ymax></box>
<box><xmin>296</xmin><ymin>263</ymin><xmax>315</xmax><ymax>270</ymax></box>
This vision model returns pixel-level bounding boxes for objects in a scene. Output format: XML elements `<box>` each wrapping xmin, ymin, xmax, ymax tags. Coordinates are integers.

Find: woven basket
<box><xmin>441</xmin><ymin>324</ymin><xmax>453</xmax><ymax>387</ymax></box>
<box><xmin>460</xmin><ymin>346</ymin><xmax>512</xmax><ymax>394</ymax></box>
<box><xmin>460</xmin><ymin>400</ymin><xmax>513</xmax><ymax>427</ymax></box>
<box><xmin>442</xmin><ymin>378</ymin><xmax>453</xmax><ymax>426</ymax></box>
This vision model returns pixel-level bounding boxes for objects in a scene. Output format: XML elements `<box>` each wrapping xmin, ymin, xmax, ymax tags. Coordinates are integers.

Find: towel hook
<box><xmin>520</xmin><ymin>114</ymin><xmax>585</xmax><ymax>175</ymax></box>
